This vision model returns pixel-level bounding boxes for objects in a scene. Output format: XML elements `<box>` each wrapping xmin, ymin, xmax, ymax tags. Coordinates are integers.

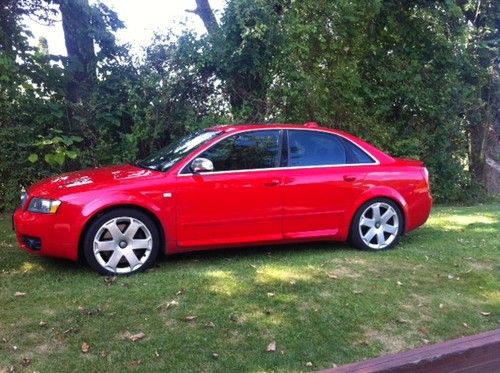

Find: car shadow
<box><xmin>157</xmin><ymin>240</ymin><xmax>354</xmax><ymax>266</ymax></box>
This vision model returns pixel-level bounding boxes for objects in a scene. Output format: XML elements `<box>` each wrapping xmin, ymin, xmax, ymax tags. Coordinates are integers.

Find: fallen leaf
<box><xmin>81</xmin><ymin>342</ymin><xmax>91</xmax><ymax>353</ymax></box>
<box><xmin>129</xmin><ymin>359</ymin><xmax>142</xmax><ymax>367</ymax></box>
<box><xmin>104</xmin><ymin>276</ymin><xmax>117</xmax><ymax>284</ymax></box>
<box><xmin>421</xmin><ymin>338</ymin><xmax>430</xmax><ymax>344</ymax></box>
<box><xmin>419</xmin><ymin>325</ymin><xmax>429</xmax><ymax>334</ymax></box>
<box><xmin>20</xmin><ymin>358</ymin><xmax>30</xmax><ymax>367</ymax></box>
<box><xmin>480</xmin><ymin>312</ymin><xmax>491</xmax><ymax>316</ymax></box>
<box><xmin>206</xmin><ymin>321</ymin><xmax>215</xmax><ymax>328</ymax></box>
<box><xmin>267</xmin><ymin>340</ymin><xmax>276</xmax><ymax>352</ymax></box>
<box><xmin>14</xmin><ymin>292</ymin><xmax>26</xmax><ymax>297</ymax></box>
<box><xmin>156</xmin><ymin>299</ymin><xmax>179</xmax><ymax>310</ymax></box>
<box><xmin>128</xmin><ymin>332</ymin><xmax>146</xmax><ymax>342</ymax></box>
<box><xmin>166</xmin><ymin>300</ymin><xmax>179</xmax><ymax>309</ymax></box>
<box><xmin>175</xmin><ymin>288</ymin><xmax>185</xmax><ymax>296</ymax></box>
<box><xmin>39</xmin><ymin>321</ymin><xmax>46</xmax><ymax>327</ymax></box>
<box><xmin>396</xmin><ymin>318</ymin><xmax>409</xmax><ymax>324</ymax></box>
<box><xmin>327</xmin><ymin>273</ymin><xmax>338</xmax><ymax>279</ymax></box>
<box><xmin>63</xmin><ymin>327</ymin><xmax>79</xmax><ymax>335</ymax></box>
<box><xmin>184</xmin><ymin>316</ymin><xmax>197</xmax><ymax>322</ymax></box>
<box><xmin>353</xmin><ymin>290</ymin><xmax>363</xmax><ymax>294</ymax></box>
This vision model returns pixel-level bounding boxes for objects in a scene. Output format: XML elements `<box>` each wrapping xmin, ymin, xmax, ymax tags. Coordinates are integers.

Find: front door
<box><xmin>176</xmin><ymin>129</ymin><xmax>284</xmax><ymax>248</ymax></box>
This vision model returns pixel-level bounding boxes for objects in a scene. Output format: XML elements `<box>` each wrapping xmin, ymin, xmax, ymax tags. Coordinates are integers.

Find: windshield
<box><xmin>136</xmin><ymin>130</ymin><xmax>222</xmax><ymax>171</ymax></box>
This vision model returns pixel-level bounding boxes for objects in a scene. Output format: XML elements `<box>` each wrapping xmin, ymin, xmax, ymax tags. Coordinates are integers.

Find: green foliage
<box><xmin>30</xmin><ymin>130</ymin><xmax>82</xmax><ymax>167</ymax></box>
<box><xmin>0</xmin><ymin>0</ymin><xmax>497</xmax><ymax>210</ymax></box>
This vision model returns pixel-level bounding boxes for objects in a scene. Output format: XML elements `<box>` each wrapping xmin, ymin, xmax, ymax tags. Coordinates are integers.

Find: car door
<box><xmin>282</xmin><ymin>129</ymin><xmax>376</xmax><ymax>239</ymax></box>
<box><xmin>175</xmin><ymin>129</ymin><xmax>284</xmax><ymax>248</ymax></box>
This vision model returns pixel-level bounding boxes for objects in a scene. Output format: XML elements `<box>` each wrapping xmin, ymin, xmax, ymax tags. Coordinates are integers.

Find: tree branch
<box><xmin>186</xmin><ymin>0</ymin><xmax>219</xmax><ymax>36</ymax></box>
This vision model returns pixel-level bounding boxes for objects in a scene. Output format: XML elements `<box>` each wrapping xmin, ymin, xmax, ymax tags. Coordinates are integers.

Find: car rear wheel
<box><xmin>350</xmin><ymin>198</ymin><xmax>403</xmax><ymax>251</ymax></box>
<box><xmin>83</xmin><ymin>208</ymin><xmax>160</xmax><ymax>275</ymax></box>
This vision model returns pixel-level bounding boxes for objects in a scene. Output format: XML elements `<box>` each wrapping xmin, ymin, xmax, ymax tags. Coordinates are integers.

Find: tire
<box><xmin>349</xmin><ymin>198</ymin><xmax>404</xmax><ymax>251</ymax></box>
<box><xmin>83</xmin><ymin>208</ymin><xmax>160</xmax><ymax>275</ymax></box>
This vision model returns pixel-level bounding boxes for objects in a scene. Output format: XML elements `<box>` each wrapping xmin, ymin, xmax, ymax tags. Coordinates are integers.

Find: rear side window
<box><xmin>197</xmin><ymin>130</ymin><xmax>281</xmax><ymax>172</ymax></box>
<box><xmin>287</xmin><ymin>130</ymin><xmax>375</xmax><ymax>167</ymax></box>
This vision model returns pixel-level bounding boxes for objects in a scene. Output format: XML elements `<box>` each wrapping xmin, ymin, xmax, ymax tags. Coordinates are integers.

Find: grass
<box><xmin>0</xmin><ymin>204</ymin><xmax>499</xmax><ymax>372</ymax></box>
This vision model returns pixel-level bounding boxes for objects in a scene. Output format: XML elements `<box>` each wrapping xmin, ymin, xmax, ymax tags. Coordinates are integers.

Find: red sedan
<box><xmin>13</xmin><ymin>123</ymin><xmax>432</xmax><ymax>275</ymax></box>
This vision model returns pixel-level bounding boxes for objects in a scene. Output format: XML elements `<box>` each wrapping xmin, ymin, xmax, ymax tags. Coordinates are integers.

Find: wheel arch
<box><xmin>344</xmin><ymin>188</ymin><xmax>409</xmax><ymax>241</ymax></box>
<box><xmin>78</xmin><ymin>203</ymin><xmax>167</xmax><ymax>261</ymax></box>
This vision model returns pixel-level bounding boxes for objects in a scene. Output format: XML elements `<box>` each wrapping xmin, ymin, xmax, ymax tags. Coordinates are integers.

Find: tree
<box><xmin>56</xmin><ymin>0</ymin><xmax>96</xmax><ymax>103</ymax></box>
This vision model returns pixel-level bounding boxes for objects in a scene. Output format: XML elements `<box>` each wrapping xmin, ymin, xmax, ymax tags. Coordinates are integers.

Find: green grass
<box><xmin>0</xmin><ymin>204</ymin><xmax>499</xmax><ymax>372</ymax></box>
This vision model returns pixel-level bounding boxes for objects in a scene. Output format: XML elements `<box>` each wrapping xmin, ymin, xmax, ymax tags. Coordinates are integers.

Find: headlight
<box><xmin>20</xmin><ymin>191</ymin><xmax>29</xmax><ymax>208</ymax></box>
<box><xmin>28</xmin><ymin>198</ymin><xmax>62</xmax><ymax>214</ymax></box>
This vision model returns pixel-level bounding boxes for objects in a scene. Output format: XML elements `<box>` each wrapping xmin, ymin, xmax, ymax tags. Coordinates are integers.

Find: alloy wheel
<box><xmin>93</xmin><ymin>217</ymin><xmax>153</xmax><ymax>274</ymax></box>
<box><xmin>358</xmin><ymin>202</ymin><xmax>399</xmax><ymax>250</ymax></box>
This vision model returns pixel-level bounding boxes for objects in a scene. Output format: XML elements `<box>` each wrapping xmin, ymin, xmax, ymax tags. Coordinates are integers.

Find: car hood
<box><xmin>28</xmin><ymin>164</ymin><xmax>163</xmax><ymax>197</ymax></box>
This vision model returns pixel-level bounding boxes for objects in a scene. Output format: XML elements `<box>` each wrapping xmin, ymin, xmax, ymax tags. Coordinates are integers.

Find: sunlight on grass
<box><xmin>19</xmin><ymin>261</ymin><xmax>44</xmax><ymax>273</ymax></box>
<box><xmin>254</xmin><ymin>265</ymin><xmax>313</xmax><ymax>284</ymax></box>
<box><xmin>482</xmin><ymin>290</ymin><xmax>500</xmax><ymax>306</ymax></box>
<box><xmin>430</xmin><ymin>213</ymin><xmax>498</xmax><ymax>231</ymax></box>
<box><xmin>203</xmin><ymin>270</ymin><xmax>243</xmax><ymax>296</ymax></box>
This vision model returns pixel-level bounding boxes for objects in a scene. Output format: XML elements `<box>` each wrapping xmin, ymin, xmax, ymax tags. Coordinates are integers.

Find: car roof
<box><xmin>208</xmin><ymin>122</ymin><xmax>339</xmax><ymax>133</ymax></box>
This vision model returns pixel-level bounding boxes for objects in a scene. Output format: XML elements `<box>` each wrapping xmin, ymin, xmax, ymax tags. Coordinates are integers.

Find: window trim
<box><xmin>285</xmin><ymin>129</ymin><xmax>377</xmax><ymax>168</ymax></box>
<box><xmin>177</xmin><ymin>128</ymin><xmax>380</xmax><ymax>177</ymax></box>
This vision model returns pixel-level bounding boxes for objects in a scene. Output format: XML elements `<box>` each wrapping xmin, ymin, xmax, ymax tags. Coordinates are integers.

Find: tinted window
<box><xmin>287</xmin><ymin>130</ymin><xmax>374</xmax><ymax>167</ymax></box>
<box><xmin>341</xmin><ymin>138</ymin><xmax>375</xmax><ymax>164</ymax></box>
<box><xmin>195</xmin><ymin>130</ymin><xmax>281</xmax><ymax>172</ymax></box>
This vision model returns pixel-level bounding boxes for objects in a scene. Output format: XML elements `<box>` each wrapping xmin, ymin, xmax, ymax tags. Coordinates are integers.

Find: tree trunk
<box><xmin>57</xmin><ymin>0</ymin><xmax>96</xmax><ymax>103</ymax></box>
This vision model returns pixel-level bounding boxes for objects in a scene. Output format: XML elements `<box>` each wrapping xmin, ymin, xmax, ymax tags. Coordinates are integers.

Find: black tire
<box><xmin>349</xmin><ymin>198</ymin><xmax>404</xmax><ymax>251</ymax></box>
<box><xmin>83</xmin><ymin>208</ymin><xmax>160</xmax><ymax>276</ymax></box>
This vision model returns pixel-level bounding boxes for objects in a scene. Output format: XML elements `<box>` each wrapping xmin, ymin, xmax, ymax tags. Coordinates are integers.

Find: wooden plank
<box><xmin>318</xmin><ymin>329</ymin><xmax>500</xmax><ymax>373</ymax></box>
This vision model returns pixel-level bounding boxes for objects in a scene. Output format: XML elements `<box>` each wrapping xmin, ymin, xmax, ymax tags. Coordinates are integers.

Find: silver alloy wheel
<box><xmin>358</xmin><ymin>202</ymin><xmax>399</xmax><ymax>250</ymax></box>
<box><xmin>93</xmin><ymin>216</ymin><xmax>153</xmax><ymax>274</ymax></box>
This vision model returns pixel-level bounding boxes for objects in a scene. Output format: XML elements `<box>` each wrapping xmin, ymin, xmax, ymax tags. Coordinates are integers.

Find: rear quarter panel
<box><xmin>339</xmin><ymin>164</ymin><xmax>432</xmax><ymax>240</ymax></box>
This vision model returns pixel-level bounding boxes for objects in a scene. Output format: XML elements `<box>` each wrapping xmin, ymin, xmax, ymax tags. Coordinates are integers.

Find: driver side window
<box><xmin>194</xmin><ymin>130</ymin><xmax>281</xmax><ymax>172</ymax></box>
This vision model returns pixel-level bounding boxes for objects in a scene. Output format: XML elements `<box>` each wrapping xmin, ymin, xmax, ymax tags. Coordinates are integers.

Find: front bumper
<box><xmin>13</xmin><ymin>208</ymin><xmax>80</xmax><ymax>261</ymax></box>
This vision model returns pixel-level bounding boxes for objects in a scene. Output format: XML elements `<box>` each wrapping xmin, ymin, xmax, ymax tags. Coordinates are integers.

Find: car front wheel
<box><xmin>83</xmin><ymin>208</ymin><xmax>160</xmax><ymax>275</ymax></box>
<box><xmin>350</xmin><ymin>198</ymin><xmax>403</xmax><ymax>251</ymax></box>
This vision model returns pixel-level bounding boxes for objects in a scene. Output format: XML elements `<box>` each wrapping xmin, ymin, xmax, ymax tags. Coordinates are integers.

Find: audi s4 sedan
<box><xmin>13</xmin><ymin>123</ymin><xmax>432</xmax><ymax>275</ymax></box>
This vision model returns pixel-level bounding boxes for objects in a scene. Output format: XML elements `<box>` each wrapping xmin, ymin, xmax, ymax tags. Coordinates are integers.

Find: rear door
<box><xmin>176</xmin><ymin>129</ymin><xmax>284</xmax><ymax>248</ymax></box>
<box><xmin>282</xmin><ymin>129</ymin><xmax>376</xmax><ymax>239</ymax></box>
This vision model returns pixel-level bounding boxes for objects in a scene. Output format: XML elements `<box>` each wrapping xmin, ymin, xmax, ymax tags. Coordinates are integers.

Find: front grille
<box><xmin>21</xmin><ymin>236</ymin><xmax>42</xmax><ymax>251</ymax></box>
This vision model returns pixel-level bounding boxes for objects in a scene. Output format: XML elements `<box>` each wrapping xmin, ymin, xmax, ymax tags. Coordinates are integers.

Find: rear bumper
<box><xmin>405</xmin><ymin>191</ymin><xmax>433</xmax><ymax>233</ymax></box>
<box><xmin>13</xmin><ymin>208</ymin><xmax>80</xmax><ymax>261</ymax></box>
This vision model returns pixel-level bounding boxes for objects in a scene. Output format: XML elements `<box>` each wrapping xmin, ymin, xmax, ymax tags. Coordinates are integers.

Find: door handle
<box><xmin>343</xmin><ymin>175</ymin><xmax>357</xmax><ymax>182</ymax></box>
<box><xmin>264</xmin><ymin>179</ymin><xmax>281</xmax><ymax>187</ymax></box>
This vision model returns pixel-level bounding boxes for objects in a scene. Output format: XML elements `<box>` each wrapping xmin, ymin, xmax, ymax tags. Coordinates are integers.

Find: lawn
<box><xmin>0</xmin><ymin>204</ymin><xmax>499</xmax><ymax>372</ymax></box>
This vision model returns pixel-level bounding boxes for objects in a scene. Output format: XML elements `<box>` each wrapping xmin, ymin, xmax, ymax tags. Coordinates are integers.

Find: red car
<box><xmin>13</xmin><ymin>123</ymin><xmax>432</xmax><ymax>275</ymax></box>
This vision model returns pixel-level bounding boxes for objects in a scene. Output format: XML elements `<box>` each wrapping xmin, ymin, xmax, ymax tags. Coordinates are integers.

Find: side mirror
<box><xmin>191</xmin><ymin>157</ymin><xmax>214</xmax><ymax>173</ymax></box>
